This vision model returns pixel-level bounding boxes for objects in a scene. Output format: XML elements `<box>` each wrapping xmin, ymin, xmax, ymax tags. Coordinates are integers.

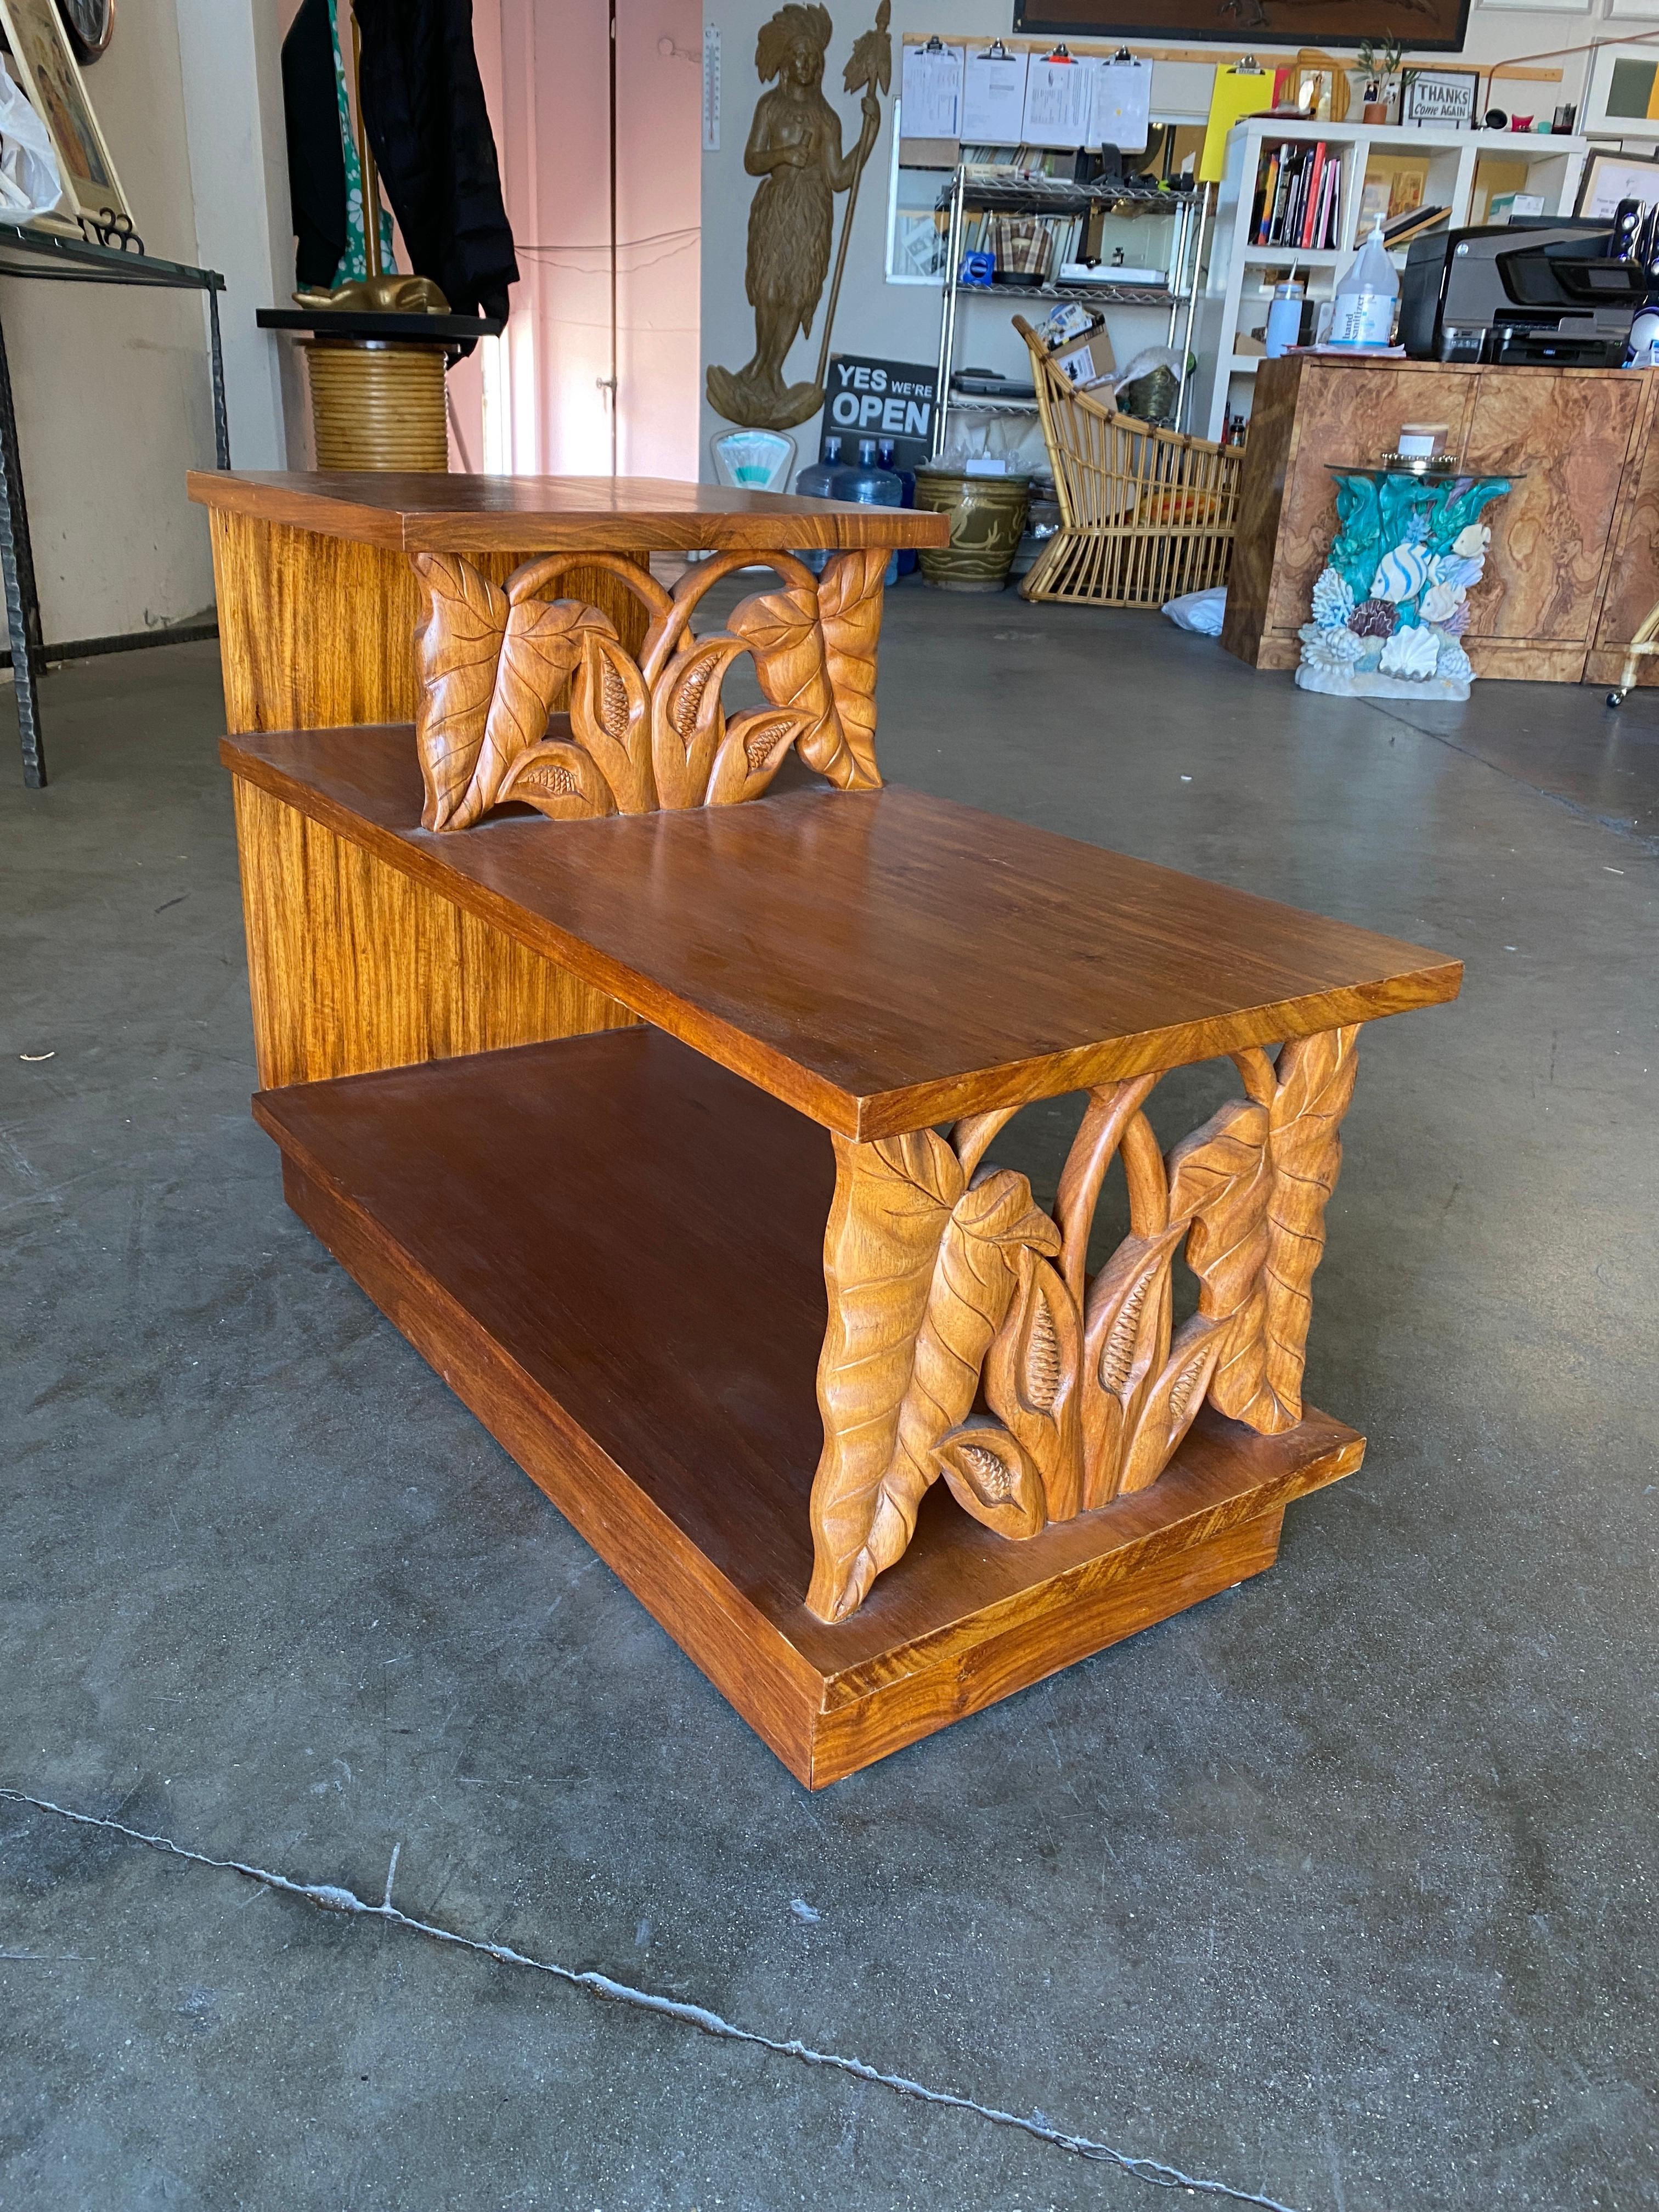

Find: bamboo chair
<box><xmin>1013</xmin><ymin>314</ymin><xmax>1243</xmax><ymax>610</ymax></box>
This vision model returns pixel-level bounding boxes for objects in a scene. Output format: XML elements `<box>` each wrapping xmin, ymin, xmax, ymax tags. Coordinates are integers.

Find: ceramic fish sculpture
<box><xmin>1370</xmin><ymin>544</ymin><xmax>1431</xmax><ymax>605</ymax></box>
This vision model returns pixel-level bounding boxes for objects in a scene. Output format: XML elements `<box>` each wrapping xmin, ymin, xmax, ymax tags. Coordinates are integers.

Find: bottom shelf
<box><xmin>255</xmin><ymin>1028</ymin><xmax>1364</xmax><ymax>1787</ymax></box>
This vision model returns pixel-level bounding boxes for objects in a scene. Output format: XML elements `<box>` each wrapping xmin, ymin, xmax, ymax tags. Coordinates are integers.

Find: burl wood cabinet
<box><xmin>1224</xmin><ymin>356</ymin><xmax>1659</xmax><ymax>686</ymax></box>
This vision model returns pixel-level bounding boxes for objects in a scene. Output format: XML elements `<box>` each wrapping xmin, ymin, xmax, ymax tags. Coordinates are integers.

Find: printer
<box><xmin>1400</xmin><ymin>218</ymin><xmax>1649</xmax><ymax>366</ymax></box>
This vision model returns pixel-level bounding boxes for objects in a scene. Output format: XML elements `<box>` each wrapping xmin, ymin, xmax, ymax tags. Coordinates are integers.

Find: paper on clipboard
<box><xmin>962</xmin><ymin>44</ymin><xmax>1029</xmax><ymax>143</ymax></box>
<box><xmin>900</xmin><ymin>43</ymin><xmax>964</xmax><ymax>140</ymax></box>
<box><xmin>1091</xmin><ymin>57</ymin><xmax>1150</xmax><ymax>154</ymax></box>
<box><xmin>1021</xmin><ymin>55</ymin><xmax>1094</xmax><ymax>149</ymax></box>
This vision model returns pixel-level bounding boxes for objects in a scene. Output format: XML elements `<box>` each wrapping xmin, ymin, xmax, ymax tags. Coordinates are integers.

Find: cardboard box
<box><xmin>1052</xmin><ymin>325</ymin><xmax>1115</xmax><ymax>392</ymax></box>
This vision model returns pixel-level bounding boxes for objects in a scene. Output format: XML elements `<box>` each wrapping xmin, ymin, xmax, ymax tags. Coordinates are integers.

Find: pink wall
<box><xmin>451</xmin><ymin>0</ymin><xmax>702</xmax><ymax>479</ymax></box>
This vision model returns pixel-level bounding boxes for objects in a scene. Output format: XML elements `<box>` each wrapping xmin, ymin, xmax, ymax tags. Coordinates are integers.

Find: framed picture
<box><xmin>1583</xmin><ymin>44</ymin><xmax>1659</xmax><ymax>138</ymax></box>
<box><xmin>1575</xmin><ymin>144</ymin><xmax>1659</xmax><ymax>217</ymax></box>
<box><xmin>1401</xmin><ymin>67</ymin><xmax>1479</xmax><ymax>127</ymax></box>
<box><xmin>0</xmin><ymin>0</ymin><xmax>128</xmax><ymax>227</ymax></box>
<box><xmin>1012</xmin><ymin>0</ymin><xmax>1472</xmax><ymax>52</ymax></box>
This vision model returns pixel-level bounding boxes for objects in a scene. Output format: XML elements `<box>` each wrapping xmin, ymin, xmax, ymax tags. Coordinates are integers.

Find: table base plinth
<box><xmin>254</xmin><ymin>1028</ymin><xmax>1363</xmax><ymax>1787</ymax></box>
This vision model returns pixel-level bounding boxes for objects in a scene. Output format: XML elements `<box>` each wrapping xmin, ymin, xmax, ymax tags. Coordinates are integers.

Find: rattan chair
<box><xmin>1013</xmin><ymin>314</ymin><xmax>1243</xmax><ymax>610</ymax></box>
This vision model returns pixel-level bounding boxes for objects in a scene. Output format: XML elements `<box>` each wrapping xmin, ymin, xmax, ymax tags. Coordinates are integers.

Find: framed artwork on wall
<box><xmin>1012</xmin><ymin>0</ymin><xmax>1472</xmax><ymax>53</ymax></box>
<box><xmin>1583</xmin><ymin>42</ymin><xmax>1659</xmax><ymax>137</ymax></box>
<box><xmin>1575</xmin><ymin>144</ymin><xmax>1659</xmax><ymax>216</ymax></box>
<box><xmin>0</xmin><ymin>0</ymin><xmax>128</xmax><ymax>228</ymax></box>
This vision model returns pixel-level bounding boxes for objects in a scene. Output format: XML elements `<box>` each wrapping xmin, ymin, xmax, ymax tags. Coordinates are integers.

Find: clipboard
<box><xmin>1199</xmin><ymin>60</ymin><xmax>1268</xmax><ymax>185</ymax></box>
<box><xmin>962</xmin><ymin>38</ymin><xmax>1029</xmax><ymax>144</ymax></box>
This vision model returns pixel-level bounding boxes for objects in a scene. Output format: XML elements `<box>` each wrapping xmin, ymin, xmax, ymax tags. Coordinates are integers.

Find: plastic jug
<box><xmin>830</xmin><ymin>438</ymin><xmax>904</xmax><ymax>585</ymax></box>
<box><xmin>1329</xmin><ymin>219</ymin><xmax>1398</xmax><ymax>349</ymax></box>
<box><xmin>877</xmin><ymin>436</ymin><xmax>918</xmax><ymax>577</ymax></box>
<box><xmin>792</xmin><ymin>435</ymin><xmax>843</xmax><ymax>573</ymax></box>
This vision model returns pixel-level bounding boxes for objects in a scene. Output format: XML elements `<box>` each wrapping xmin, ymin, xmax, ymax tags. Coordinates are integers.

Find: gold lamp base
<box><xmin>302</xmin><ymin>338</ymin><xmax>450</xmax><ymax>472</ymax></box>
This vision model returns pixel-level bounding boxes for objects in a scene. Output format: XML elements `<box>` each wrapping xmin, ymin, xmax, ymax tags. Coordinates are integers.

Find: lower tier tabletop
<box><xmin>253</xmin><ymin>1026</ymin><xmax>1365</xmax><ymax>1787</ymax></box>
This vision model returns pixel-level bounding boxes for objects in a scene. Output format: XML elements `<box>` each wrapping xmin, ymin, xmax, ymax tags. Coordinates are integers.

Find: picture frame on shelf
<box><xmin>0</xmin><ymin>0</ymin><xmax>128</xmax><ymax>230</ymax></box>
<box><xmin>1574</xmin><ymin>144</ymin><xmax>1659</xmax><ymax>218</ymax></box>
<box><xmin>1401</xmin><ymin>67</ymin><xmax>1479</xmax><ymax>128</ymax></box>
<box><xmin>1582</xmin><ymin>44</ymin><xmax>1659</xmax><ymax>137</ymax></box>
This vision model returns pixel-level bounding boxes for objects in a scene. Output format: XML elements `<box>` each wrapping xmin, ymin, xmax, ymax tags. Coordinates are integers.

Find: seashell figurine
<box><xmin>1379</xmin><ymin>623</ymin><xmax>1441</xmax><ymax>680</ymax></box>
<box><xmin>1436</xmin><ymin>636</ymin><xmax>1474</xmax><ymax>685</ymax></box>
<box><xmin>1311</xmin><ymin>566</ymin><xmax>1356</xmax><ymax>631</ymax></box>
<box><xmin>1370</xmin><ymin>544</ymin><xmax>1432</xmax><ymax>604</ymax></box>
<box><xmin>1431</xmin><ymin>554</ymin><xmax>1482</xmax><ymax>592</ymax></box>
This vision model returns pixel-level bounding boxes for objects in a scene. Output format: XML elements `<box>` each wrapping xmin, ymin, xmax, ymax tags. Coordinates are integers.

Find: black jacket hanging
<box><xmin>281</xmin><ymin>0</ymin><xmax>347</xmax><ymax>290</ymax></box>
<box><xmin>352</xmin><ymin>0</ymin><xmax>519</xmax><ymax>332</ymax></box>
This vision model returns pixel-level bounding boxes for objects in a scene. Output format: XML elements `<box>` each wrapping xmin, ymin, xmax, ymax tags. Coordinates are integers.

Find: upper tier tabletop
<box><xmin>224</xmin><ymin>723</ymin><xmax>1462</xmax><ymax>1138</ymax></box>
<box><xmin>187</xmin><ymin>471</ymin><xmax>951</xmax><ymax>554</ymax></box>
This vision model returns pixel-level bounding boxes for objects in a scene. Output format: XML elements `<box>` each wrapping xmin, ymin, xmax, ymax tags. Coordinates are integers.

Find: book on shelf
<box><xmin>1383</xmin><ymin>203</ymin><xmax>1448</xmax><ymax>246</ymax></box>
<box><xmin>1252</xmin><ymin>142</ymin><xmax>1340</xmax><ymax>251</ymax></box>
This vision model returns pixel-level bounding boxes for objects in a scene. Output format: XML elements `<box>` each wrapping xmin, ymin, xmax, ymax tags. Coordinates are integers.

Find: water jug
<box><xmin>877</xmin><ymin>437</ymin><xmax>918</xmax><ymax>576</ymax></box>
<box><xmin>792</xmin><ymin>435</ymin><xmax>843</xmax><ymax>574</ymax></box>
<box><xmin>830</xmin><ymin>438</ymin><xmax>903</xmax><ymax>586</ymax></box>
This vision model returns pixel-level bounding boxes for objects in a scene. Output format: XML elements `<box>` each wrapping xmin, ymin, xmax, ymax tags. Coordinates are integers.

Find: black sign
<box><xmin>821</xmin><ymin>355</ymin><xmax>936</xmax><ymax>469</ymax></box>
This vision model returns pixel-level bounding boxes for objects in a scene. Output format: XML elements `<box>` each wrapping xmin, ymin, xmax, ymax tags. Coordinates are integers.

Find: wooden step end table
<box><xmin>196</xmin><ymin>470</ymin><xmax>1462</xmax><ymax>1787</ymax></box>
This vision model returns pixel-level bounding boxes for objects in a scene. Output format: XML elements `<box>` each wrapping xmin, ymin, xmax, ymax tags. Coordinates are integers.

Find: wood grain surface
<box><xmin>1588</xmin><ymin>372</ymin><xmax>1659</xmax><ymax>690</ymax></box>
<box><xmin>255</xmin><ymin>1029</ymin><xmax>1364</xmax><ymax>1785</ymax></box>
<box><xmin>1461</xmin><ymin>370</ymin><xmax>1644</xmax><ymax>644</ymax></box>
<box><xmin>190</xmin><ymin>470</ymin><xmax>949</xmax><ymax>554</ymax></box>
<box><xmin>233</xmin><ymin>777</ymin><xmax>635</xmax><ymax>1090</ymax></box>
<box><xmin>210</xmin><ymin>511</ymin><xmax>651</xmax><ymax>736</ymax></box>
<box><xmin>223</xmin><ymin>721</ymin><xmax>1462</xmax><ymax>1138</ymax></box>
<box><xmin>1222</xmin><ymin>357</ymin><xmax>1653</xmax><ymax>682</ymax></box>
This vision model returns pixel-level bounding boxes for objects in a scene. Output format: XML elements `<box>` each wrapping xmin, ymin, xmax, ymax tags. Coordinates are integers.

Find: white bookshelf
<box><xmin>1194</xmin><ymin>119</ymin><xmax>1589</xmax><ymax>443</ymax></box>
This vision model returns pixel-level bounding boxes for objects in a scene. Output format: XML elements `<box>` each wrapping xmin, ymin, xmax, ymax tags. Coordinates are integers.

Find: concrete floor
<box><xmin>1</xmin><ymin>594</ymin><xmax>1655</xmax><ymax>2212</ymax></box>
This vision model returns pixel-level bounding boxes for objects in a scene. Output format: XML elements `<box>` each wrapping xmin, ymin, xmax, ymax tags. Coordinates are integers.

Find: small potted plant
<box><xmin>1357</xmin><ymin>37</ymin><xmax>1403</xmax><ymax>125</ymax></box>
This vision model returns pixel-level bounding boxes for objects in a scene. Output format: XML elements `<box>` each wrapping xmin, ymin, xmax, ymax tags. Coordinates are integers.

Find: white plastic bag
<box><xmin>0</xmin><ymin>69</ymin><xmax>67</xmax><ymax>224</ymax></box>
<box><xmin>1162</xmin><ymin>586</ymin><xmax>1226</xmax><ymax>635</ymax></box>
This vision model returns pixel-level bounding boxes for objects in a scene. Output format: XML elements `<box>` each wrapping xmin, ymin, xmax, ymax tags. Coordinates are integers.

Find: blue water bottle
<box><xmin>877</xmin><ymin>437</ymin><xmax>918</xmax><ymax>577</ymax></box>
<box><xmin>830</xmin><ymin>437</ymin><xmax>903</xmax><ymax>585</ymax></box>
<box><xmin>792</xmin><ymin>435</ymin><xmax>843</xmax><ymax>573</ymax></box>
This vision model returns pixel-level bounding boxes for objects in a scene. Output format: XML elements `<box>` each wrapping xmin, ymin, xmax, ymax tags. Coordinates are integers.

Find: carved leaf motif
<box><xmin>473</xmin><ymin>596</ymin><xmax>617</xmax><ymax>821</ymax></box>
<box><xmin>705</xmin><ymin>707</ymin><xmax>812</xmax><ymax>807</ymax></box>
<box><xmin>935</xmin><ymin>1419</ymin><xmax>1048</xmax><ymax>1542</ymax></box>
<box><xmin>983</xmin><ymin>1246</ymin><xmax>1084</xmax><ymax>1521</ymax></box>
<box><xmin>807</xmin><ymin>1144</ymin><xmax>1059</xmax><ymax>1623</ymax></box>
<box><xmin>497</xmin><ymin>738</ymin><xmax>616</xmax><ymax>822</ymax></box>
<box><xmin>571</xmin><ymin>631</ymin><xmax>654</xmax><ymax>814</ymax></box>
<box><xmin>808</xmin><ymin>1131</ymin><xmax>964</xmax><ymax>1623</ymax></box>
<box><xmin>1080</xmin><ymin>1222</ymin><xmax>1182</xmax><ymax>1506</ymax></box>
<box><xmin>650</xmin><ymin>635</ymin><xmax>744</xmax><ymax>808</ymax></box>
<box><xmin>1165</xmin><ymin>1096</ymin><xmax>1273</xmax><ymax>1428</ymax></box>
<box><xmin>413</xmin><ymin>554</ymin><xmax>509</xmax><ymax>832</ymax></box>
<box><xmin>816</xmin><ymin>549</ymin><xmax>887</xmax><ymax>791</ymax></box>
<box><xmin>1247</xmin><ymin>1025</ymin><xmax>1361</xmax><ymax>1435</ymax></box>
<box><xmin>1117</xmin><ymin>1313</ymin><xmax>1233</xmax><ymax>1495</ymax></box>
<box><xmin>726</xmin><ymin>585</ymin><xmax>864</xmax><ymax>789</ymax></box>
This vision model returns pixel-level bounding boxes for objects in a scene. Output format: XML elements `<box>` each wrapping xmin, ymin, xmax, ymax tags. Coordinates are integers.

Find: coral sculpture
<box><xmin>1296</xmin><ymin>471</ymin><xmax>1510</xmax><ymax>702</ymax></box>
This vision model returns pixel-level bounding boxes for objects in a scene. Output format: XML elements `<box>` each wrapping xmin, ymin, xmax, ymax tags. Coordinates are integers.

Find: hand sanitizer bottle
<box><xmin>1329</xmin><ymin>219</ymin><xmax>1398</xmax><ymax>349</ymax></box>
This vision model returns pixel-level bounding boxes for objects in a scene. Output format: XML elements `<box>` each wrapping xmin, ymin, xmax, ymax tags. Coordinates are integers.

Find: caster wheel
<box><xmin>1607</xmin><ymin>690</ymin><xmax>1627</xmax><ymax>708</ymax></box>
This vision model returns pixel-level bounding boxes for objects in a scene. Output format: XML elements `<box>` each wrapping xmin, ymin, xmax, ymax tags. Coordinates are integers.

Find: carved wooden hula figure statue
<box><xmin>706</xmin><ymin>3</ymin><xmax>883</xmax><ymax>432</ymax></box>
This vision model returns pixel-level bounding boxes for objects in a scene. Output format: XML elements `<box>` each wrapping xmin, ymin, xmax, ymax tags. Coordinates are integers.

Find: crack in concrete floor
<box><xmin>1</xmin><ymin>1785</ymin><xmax>1302</xmax><ymax>2212</ymax></box>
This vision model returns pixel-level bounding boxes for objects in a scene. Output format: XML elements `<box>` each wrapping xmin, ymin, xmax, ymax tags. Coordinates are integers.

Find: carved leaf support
<box><xmin>410</xmin><ymin>548</ymin><xmax>884</xmax><ymax>830</ymax></box>
<box><xmin>806</xmin><ymin>1027</ymin><xmax>1362</xmax><ymax>1621</ymax></box>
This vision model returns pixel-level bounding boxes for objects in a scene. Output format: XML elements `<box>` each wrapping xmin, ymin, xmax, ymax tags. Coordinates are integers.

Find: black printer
<box><xmin>1400</xmin><ymin>219</ymin><xmax>1648</xmax><ymax>365</ymax></box>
